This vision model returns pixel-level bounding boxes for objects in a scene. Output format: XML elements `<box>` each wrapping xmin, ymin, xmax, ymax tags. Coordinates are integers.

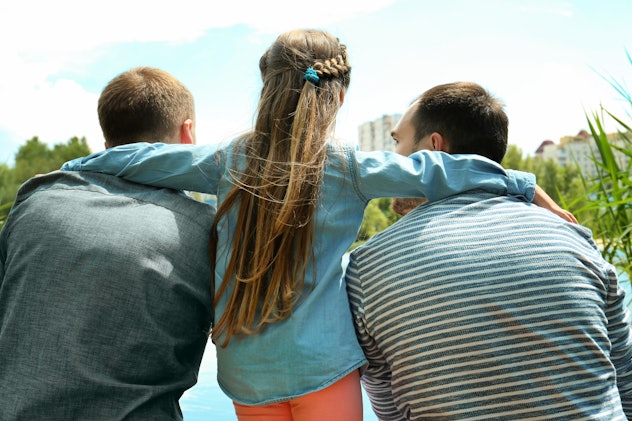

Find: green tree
<box><xmin>0</xmin><ymin>136</ymin><xmax>92</xmax><ymax>229</ymax></box>
<box><xmin>351</xmin><ymin>198</ymin><xmax>402</xmax><ymax>250</ymax></box>
<box><xmin>501</xmin><ymin>144</ymin><xmax>527</xmax><ymax>171</ymax></box>
<box><xmin>356</xmin><ymin>200</ymin><xmax>391</xmax><ymax>242</ymax></box>
<box><xmin>372</xmin><ymin>197</ymin><xmax>401</xmax><ymax>226</ymax></box>
<box><xmin>12</xmin><ymin>136</ymin><xmax>91</xmax><ymax>184</ymax></box>
<box><xmin>52</xmin><ymin>136</ymin><xmax>91</xmax><ymax>164</ymax></box>
<box><xmin>0</xmin><ymin>163</ymin><xmax>16</xmax><ymax>204</ymax></box>
<box><xmin>502</xmin><ymin>144</ymin><xmax>582</xmax><ymax>206</ymax></box>
<box><xmin>13</xmin><ymin>137</ymin><xmax>52</xmax><ymax>184</ymax></box>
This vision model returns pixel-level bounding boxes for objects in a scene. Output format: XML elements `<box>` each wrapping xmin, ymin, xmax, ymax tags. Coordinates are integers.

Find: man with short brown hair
<box><xmin>347</xmin><ymin>82</ymin><xmax>632</xmax><ymax>420</ymax></box>
<box><xmin>0</xmin><ymin>67</ymin><xmax>215</xmax><ymax>420</ymax></box>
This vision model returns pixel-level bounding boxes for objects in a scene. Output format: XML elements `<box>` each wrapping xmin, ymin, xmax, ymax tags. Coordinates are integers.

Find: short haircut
<box><xmin>98</xmin><ymin>67</ymin><xmax>194</xmax><ymax>147</ymax></box>
<box><xmin>412</xmin><ymin>82</ymin><xmax>508</xmax><ymax>163</ymax></box>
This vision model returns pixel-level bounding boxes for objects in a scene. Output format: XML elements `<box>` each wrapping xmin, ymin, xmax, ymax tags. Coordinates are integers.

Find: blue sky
<box><xmin>1</xmin><ymin>0</ymin><xmax>630</xmax><ymax>165</ymax></box>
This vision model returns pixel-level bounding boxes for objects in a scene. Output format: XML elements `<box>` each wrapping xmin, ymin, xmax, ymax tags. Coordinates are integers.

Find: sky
<box><xmin>1</xmin><ymin>0</ymin><xmax>630</xmax><ymax>166</ymax></box>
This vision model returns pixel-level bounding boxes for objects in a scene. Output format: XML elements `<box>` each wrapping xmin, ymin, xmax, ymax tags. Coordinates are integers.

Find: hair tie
<box><xmin>304</xmin><ymin>67</ymin><xmax>320</xmax><ymax>85</ymax></box>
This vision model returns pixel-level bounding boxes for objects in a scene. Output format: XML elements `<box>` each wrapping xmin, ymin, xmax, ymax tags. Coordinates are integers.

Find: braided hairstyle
<box><xmin>212</xmin><ymin>29</ymin><xmax>351</xmax><ymax>346</ymax></box>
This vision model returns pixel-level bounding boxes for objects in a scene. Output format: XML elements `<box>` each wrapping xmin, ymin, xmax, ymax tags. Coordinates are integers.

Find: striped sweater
<box><xmin>346</xmin><ymin>192</ymin><xmax>632</xmax><ymax>420</ymax></box>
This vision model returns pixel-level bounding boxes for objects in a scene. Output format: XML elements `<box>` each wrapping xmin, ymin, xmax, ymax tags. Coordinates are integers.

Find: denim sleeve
<box><xmin>61</xmin><ymin>142</ymin><xmax>221</xmax><ymax>194</ymax></box>
<box><xmin>349</xmin><ymin>149</ymin><xmax>535</xmax><ymax>203</ymax></box>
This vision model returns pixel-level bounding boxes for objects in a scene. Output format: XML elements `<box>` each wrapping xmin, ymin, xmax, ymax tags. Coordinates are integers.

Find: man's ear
<box><xmin>339</xmin><ymin>88</ymin><xmax>345</xmax><ymax>106</ymax></box>
<box><xmin>179</xmin><ymin>119</ymin><xmax>195</xmax><ymax>144</ymax></box>
<box><xmin>430</xmin><ymin>132</ymin><xmax>449</xmax><ymax>152</ymax></box>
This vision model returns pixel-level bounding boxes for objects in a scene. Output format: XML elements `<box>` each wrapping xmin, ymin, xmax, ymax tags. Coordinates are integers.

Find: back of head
<box><xmin>213</xmin><ymin>29</ymin><xmax>352</xmax><ymax>346</ymax></box>
<box><xmin>413</xmin><ymin>82</ymin><xmax>508</xmax><ymax>163</ymax></box>
<box><xmin>255</xmin><ymin>28</ymin><xmax>351</xmax><ymax>146</ymax></box>
<box><xmin>98</xmin><ymin>67</ymin><xmax>194</xmax><ymax>147</ymax></box>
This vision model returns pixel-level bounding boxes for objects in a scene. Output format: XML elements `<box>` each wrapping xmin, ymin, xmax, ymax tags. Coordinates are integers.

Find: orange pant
<box><xmin>233</xmin><ymin>370</ymin><xmax>362</xmax><ymax>421</ymax></box>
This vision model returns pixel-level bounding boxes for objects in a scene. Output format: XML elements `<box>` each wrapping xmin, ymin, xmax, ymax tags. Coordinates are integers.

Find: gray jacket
<box><xmin>0</xmin><ymin>171</ymin><xmax>215</xmax><ymax>420</ymax></box>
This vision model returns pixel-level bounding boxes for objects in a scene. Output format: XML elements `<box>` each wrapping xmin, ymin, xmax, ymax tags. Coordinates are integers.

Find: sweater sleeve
<box><xmin>605</xmin><ymin>263</ymin><xmax>632</xmax><ymax>417</ymax></box>
<box><xmin>61</xmin><ymin>142</ymin><xmax>222</xmax><ymax>194</ymax></box>
<box><xmin>345</xmin><ymin>253</ymin><xmax>407</xmax><ymax>421</ymax></box>
<box><xmin>348</xmin><ymin>148</ymin><xmax>535</xmax><ymax>203</ymax></box>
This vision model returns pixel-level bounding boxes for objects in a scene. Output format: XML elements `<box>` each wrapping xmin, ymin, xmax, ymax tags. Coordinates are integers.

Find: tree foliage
<box><xmin>352</xmin><ymin>198</ymin><xmax>401</xmax><ymax>250</ymax></box>
<box><xmin>0</xmin><ymin>136</ymin><xmax>91</xmax><ymax>228</ymax></box>
<box><xmin>501</xmin><ymin>144</ymin><xmax>583</xmax><ymax>206</ymax></box>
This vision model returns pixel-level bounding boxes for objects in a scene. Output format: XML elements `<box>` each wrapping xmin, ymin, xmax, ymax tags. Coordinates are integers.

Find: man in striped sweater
<box><xmin>345</xmin><ymin>82</ymin><xmax>632</xmax><ymax>420</ymax></box>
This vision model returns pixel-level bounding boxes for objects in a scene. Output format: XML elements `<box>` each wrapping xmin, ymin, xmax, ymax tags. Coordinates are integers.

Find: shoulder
<box><xmin>22</xmin><ymin>171</ymin><xmax>215</xmax><ymax>228</ymax></box>
<box><xmin>325</xmin><ymin>142</ymin><xmax>354</xmax><ymax>163</ymax></box>
<box><xmin>12</xmin><ymin>171</ymin><xmax>109</xmax><ymax>205</ymax></box>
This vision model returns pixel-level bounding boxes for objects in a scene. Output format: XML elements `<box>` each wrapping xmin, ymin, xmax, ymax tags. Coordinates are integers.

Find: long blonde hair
<box><xmin>212</xmin><ymin>29</ymin><xmax>351</xmax><ymax>346</ymax></box>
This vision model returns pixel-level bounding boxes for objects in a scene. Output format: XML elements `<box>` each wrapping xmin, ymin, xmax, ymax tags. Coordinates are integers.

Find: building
<box><xmin>536</xmin><ymin>130</ymin><xmax>630</xmax><ymax>177</ymax></box>
<box><xmin>357</xmin><ymin>114</ymin><xmax>402</xmax><ymax>152</ymax></box>
<box><xmin>535</xmin><ymin>140</ymin><xmax>554</xmax><ymax>155</ymax></box>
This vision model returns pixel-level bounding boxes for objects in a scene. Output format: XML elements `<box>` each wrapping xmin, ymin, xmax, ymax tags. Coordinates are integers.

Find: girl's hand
<box><xmin>533</xmin><ymin>185</ymin><xmax>578</xmax><ymax>224</ymax></box>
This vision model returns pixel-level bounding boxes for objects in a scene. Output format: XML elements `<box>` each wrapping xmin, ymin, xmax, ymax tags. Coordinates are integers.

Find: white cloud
<box><xmin>0</xmin><ymin>0</ymin><xmax>394</xmax><ymax>155</ymax></box>
<box><xmin>1</xmin><ymin>0</ymin><xmax>395</xmax><ymax>54</ymax></box>
<box><xmin>518</xmin><ymin>2</ymin><xmax>574</xmax><ymax>17</ymax></box>
<box><xmin>0</xmin><ymin>74</ymin><xmax>102</xmax><ymax>151</ymax></box>
<box><xmin>502</xmin><ymin>61</ymin><xmax>629</xmax><ymax>151</ymax></box>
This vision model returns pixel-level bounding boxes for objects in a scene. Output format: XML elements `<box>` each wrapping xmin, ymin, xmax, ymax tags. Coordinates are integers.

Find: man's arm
<box><xmin>345</xmin><ymin>254</ymin><xmax>406</xmax><ymax>421</ymax></box>
<box><xmin>0</xmin><ymin>230</ymin><xmax>5</xmax><ymax>282</ymax></box>
<box><xmin>0</xmin><ymin>212</ymin><xmax>10</xmax><ymax>283</ymax></box>
<box><xmin>604</xmin><ymin>264</ymin><xmax>632</xmax><ymax>417</ymax></box>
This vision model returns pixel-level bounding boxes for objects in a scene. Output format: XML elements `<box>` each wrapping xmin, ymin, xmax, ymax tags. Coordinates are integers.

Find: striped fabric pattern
<box><xmin>346</xmin><ymin>192</ymin><xmax>632</xmax><ymax>420</ymax></box>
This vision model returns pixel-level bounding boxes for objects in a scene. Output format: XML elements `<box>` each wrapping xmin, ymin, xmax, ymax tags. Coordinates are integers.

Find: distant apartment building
<box><xmin>358</xmin><ymin>114</ymin><xmax>402</xmax><ymax>152</ymax></box>
<box><xmin>536</xmin><ymin>130</ymin><xmax>630</xmax><ymax>177</ymax></box>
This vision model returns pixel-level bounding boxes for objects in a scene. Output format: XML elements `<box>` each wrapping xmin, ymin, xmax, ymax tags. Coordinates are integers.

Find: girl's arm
<box><xmin>61</xmin><ymin>142</ymin><xmax>221</xmax><ymax>194</ymax></box>
<box><xmin>351</xmin><ymin>149</ymin><xmax>535</xmax><ymax>202</ymax></box>
<box><xmin>532</xmin><ymin>185</ymin><xmax>578</xmax><ymax>223</ymax></box>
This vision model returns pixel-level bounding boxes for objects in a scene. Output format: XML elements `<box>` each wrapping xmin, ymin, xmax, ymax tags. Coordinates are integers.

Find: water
<box><xmin>180</xmin><ymin>346</ymin><xmax>235</xmax><ymax>420</ymax></box>
<box><xmin>180</xmin><ymin>345</ymin><xmax>379</xmax><ymax>421</ymax></box>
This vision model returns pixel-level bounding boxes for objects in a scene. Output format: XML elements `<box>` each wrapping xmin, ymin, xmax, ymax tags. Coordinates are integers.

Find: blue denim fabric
<box><xmin>0</xmin><ymin>171</ymin><xmax>215</xmax><ymax>420</ymax></box>
<box><xmin>61</xmin><ymin>141</ymin><xmax>535</xmax><ymax>404</ymax></box>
